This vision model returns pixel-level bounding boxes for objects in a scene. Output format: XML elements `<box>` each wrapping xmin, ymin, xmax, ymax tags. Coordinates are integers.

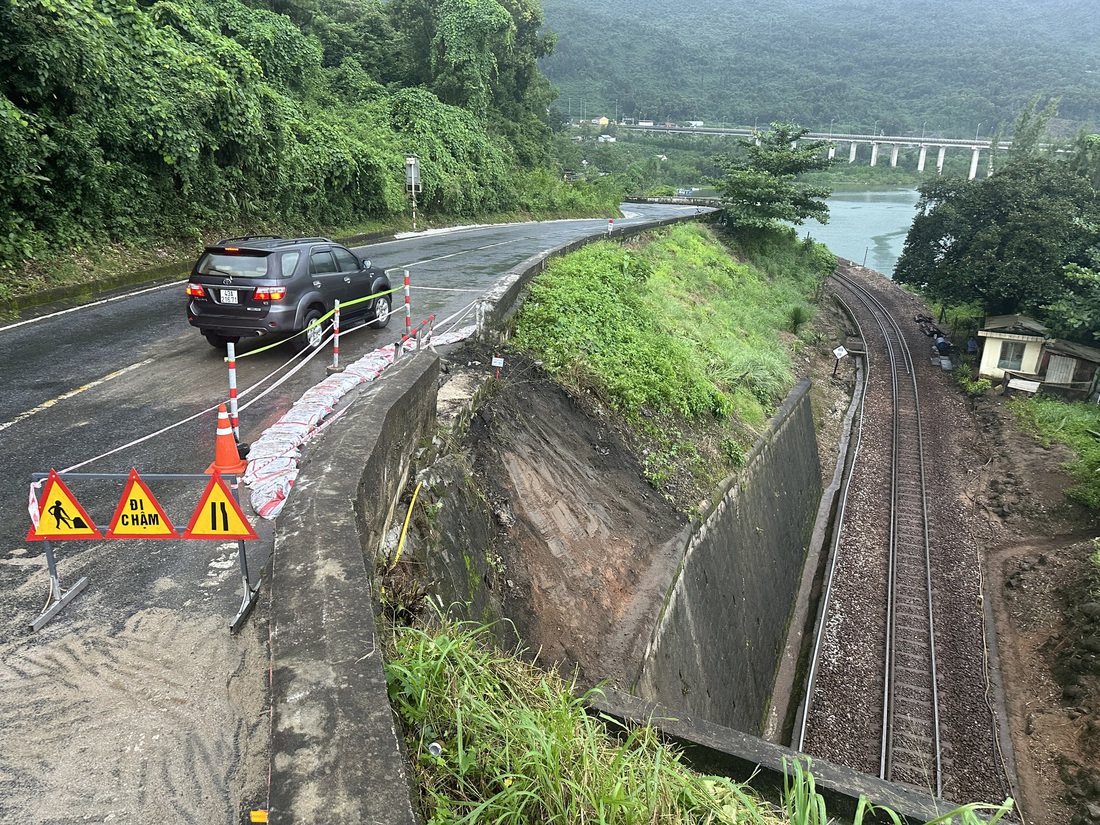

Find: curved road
<box><xmin>0</xmin><ymin>203</ymin><xmax>699</xmax><ymax>822</ymax></box>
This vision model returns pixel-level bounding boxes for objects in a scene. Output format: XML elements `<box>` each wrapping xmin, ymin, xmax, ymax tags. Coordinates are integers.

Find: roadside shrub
<box><xmin>954</xmin><ymin>364</ymin><xmax>992</xmax><ymax>397</ymax></box>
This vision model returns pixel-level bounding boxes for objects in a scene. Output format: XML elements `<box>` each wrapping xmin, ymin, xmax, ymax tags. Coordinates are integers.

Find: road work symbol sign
<box><xmin>106</xmin><ymin>469</ymin><xmax>180</xmax><ymax>539</ymax></box>
<box><xmin>183</xmin><ymin>472</ymin><xmax>258</xmax><ymax>540</ymax></box>
<box><xmin>27</xmin><ymin>469</ymin><xmax>104</xmax><ymax>541</ymax></box>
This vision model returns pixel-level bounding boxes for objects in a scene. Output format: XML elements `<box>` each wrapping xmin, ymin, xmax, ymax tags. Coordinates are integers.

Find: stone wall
<box><xmin>634</xmin><ymin>379</ymin><xmax>822</xmax><ymax>735</ymax></box>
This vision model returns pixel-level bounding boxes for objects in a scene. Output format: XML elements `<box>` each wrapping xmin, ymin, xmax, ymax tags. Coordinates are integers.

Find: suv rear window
<box><xmin>197</xmin><ymin>252</ymin><xmax>270</xmax><ymax>278</ymax></box>
<box><xmin>278</xmin><ymin>251</ymin><xmax>301</xmax><ymax>277</ymax></box>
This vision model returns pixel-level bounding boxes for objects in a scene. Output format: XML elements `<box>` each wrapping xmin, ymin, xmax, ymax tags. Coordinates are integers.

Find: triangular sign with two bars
<box><xmin>183</xmin><ymin>472</ymin><xmax>258</xmax><ymax>540</ymax></box>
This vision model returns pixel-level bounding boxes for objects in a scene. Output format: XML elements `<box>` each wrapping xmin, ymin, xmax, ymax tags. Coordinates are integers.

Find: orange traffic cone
<box><xmin>206</xmin><ymin>403</ymin><xmax>248</xmax><ymax>474</ymax></box>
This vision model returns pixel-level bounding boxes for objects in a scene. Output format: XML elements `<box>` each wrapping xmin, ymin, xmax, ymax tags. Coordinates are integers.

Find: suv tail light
<box><xmin>253</xmin><ymin>286</ymin><xmax>287</xmax><ymax>301</ymax></box>
<box><xmin>186</xmin><ymin>282</ymin><xmax>206</xmax><ymax>298</ymax></box>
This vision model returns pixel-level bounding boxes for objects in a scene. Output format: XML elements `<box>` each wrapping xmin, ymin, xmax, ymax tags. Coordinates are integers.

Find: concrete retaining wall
<box><xmin>635</xmin><ymin>380</ymin><xmax>822</xmax><ymax>735</ymax></box>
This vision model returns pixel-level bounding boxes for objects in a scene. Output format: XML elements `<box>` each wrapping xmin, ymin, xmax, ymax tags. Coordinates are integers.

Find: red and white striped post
<box><xmin>607</xmin><ymin>218</ymin><xmax>614</xmax><ymax>237</ymax></box>
<box><xmin>404</xmin><ymin>269</ymin><xmax>412</xmax><ymax>341</ymax></box>
<box><xmin>329</xmin><ymin>299</ymin><xmax>342</xmax><ymax>372</ymax></box>
<box><xmin>226</xmin><ymin>341</ymin><xmax>240</xmax><ymax>440</ymax></box>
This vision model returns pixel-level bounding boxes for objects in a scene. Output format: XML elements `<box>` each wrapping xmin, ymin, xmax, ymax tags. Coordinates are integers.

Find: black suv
<box><xmin>186</xmin><ymin>236</ymin><xmax>392</xmax><ymax>349</ymax></box>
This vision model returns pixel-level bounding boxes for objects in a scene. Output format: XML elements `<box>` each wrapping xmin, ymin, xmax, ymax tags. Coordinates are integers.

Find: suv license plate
<box><xmin>220</xmin><ymin>289</ymin><xmax>239</xmax><ymax>304</ymax></box>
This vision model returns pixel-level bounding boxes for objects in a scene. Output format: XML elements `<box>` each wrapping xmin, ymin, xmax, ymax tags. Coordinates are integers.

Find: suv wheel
<box><xmin>370</xmin><ymin>295</ymin><xmax>392</xmax><ymax>329</ymax></box>
<box><xmin>303</xmin><ymin>309</ymin><xmax>326</xmax><ymax>350</ymax></box>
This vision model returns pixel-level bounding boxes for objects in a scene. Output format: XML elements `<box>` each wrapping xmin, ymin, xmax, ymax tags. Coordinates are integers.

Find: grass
<box><xmin>1008</xmin><ymin>394</ymin><xmax>1100</xmax><ymax>508</ymax></box>
<box><xmin>385</xmin><ymin>617</ymin><xmax>780</xmax><ymax>824</ymax></box>
<box><xmin>508</xmin><ymin>223</ymin><xmax>833</xmax><ymax>508</ymax></box>
<box><xmin>384</xmin><ymin>616</ymin><xmax>1015</xmax><ymax>824</ymax></box>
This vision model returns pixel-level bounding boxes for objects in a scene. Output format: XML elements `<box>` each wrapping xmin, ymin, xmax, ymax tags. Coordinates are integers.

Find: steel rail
<box><xmin>830</xmin><ymin>272</ymin><xmax>943</xmax><ymax>796</ymax></box>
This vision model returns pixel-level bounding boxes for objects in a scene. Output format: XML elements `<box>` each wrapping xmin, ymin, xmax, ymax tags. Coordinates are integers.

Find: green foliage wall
<box><xmin>0</xmin><ymin>0</ymin><xmax>566</xmax><ymax>276</ymax></box>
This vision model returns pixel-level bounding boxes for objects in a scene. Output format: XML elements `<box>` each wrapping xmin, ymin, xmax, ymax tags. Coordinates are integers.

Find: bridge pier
<box><xmin>917</xmin><ymin>145</ymin><xmax>927</xmax><ymax>173</ymax></box>
<box><xmin>968</xmin><ymin>147</ymin><xmax>981</xmax><ymax>180</ymax></box>
<box><xmin>828</xmin><ymin>144</ymin><xmax>836</xmax><ymax>160</ymax></box>
<box><xmin>936</xmin><ymin>146</ymin><xmax>946</xmax><ymax>175</ymax></box>
<box><xmin>870</xmin><ymin>142</ymin><xmax>880</xmax><ymax>167</ymax></box>
<box><xmin>889</xmin><ymin>144</ymin><xmax>900</xmax><ymax>167</ymax></box>
<box><xmin>848</xmin><ymin>142</ymin><xmax>858</xmax><ymax>163</ymax></box>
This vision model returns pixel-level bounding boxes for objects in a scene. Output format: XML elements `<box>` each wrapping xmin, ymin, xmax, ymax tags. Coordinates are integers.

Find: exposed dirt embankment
<box><xmin>456</xmin><ymin>351</ymin><xmax>690</xmax><ymax>689</ymax></box>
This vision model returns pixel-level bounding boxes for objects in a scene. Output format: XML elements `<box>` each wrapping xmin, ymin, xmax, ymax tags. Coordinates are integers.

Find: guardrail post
<box><xmin>404</xmin><ymin>269</ymin><xmax>411</xmax><ymax>341</ymax></box>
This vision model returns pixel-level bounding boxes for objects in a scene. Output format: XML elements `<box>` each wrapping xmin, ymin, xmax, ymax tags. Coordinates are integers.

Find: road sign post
<box><xmin>405</xmin><ymin>155</ymin><xmax>421</xmax><ymax>230</ymax></box>
<box><xmin>832</xmin><ymin>344</ymin><xmax>849</xmax><ymax>376</ymax></box>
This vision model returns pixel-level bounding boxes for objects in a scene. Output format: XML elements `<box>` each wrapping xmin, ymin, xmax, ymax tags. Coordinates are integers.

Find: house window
<box><xmin>997</xmin><ymin>341</ymin><xmax>1025</xmax><ymax>371</ymax></box>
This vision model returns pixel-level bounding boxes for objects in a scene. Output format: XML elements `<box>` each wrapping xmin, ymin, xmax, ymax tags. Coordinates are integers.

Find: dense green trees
<box><xmin>894</xmin><ymin>159</ymin><xmax>1099</xmax><ymax>315</ymax></box>
<box><xmin>0</xmin><ymin>0</ymin><xmax>579</xmax><ymax>279</ymax></box>
<box><xmin>894</xmin><ymin>120</ymin><xmax>1100</xmax><ymax>343</ymax></box>
<box><xmin>713</xmin><ymin>124</ymin><xmax>835</xmax><ymax>231</ymax></box>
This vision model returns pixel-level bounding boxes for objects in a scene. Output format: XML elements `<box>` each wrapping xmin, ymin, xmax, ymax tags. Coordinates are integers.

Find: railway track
<box><xmin>800</xmin><ymin>270</ymin><xmax>943</xmax><ymax>795</ymax></box>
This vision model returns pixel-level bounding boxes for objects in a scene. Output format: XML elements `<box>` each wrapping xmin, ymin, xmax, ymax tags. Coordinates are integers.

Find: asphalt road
<box><xmin>0</xmin><ymin>203</ymin><xmax>699</xmax><ymax>822</ymax></box>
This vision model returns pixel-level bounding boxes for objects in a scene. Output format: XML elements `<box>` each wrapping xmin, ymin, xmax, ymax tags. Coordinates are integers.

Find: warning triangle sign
<box><xmin>183</xmin><ymin>472</ymin><xmax>258</xmax><ymax>540</ymax></box>
<box><xmin>27</xmin><ymin>469</ymin><xmax>104</xmax><ymax>541</ymax></box>
<box><xmin>106</xmin><ymin>469</ymin><xmax>180</xmax><ymax>540</ymax></box>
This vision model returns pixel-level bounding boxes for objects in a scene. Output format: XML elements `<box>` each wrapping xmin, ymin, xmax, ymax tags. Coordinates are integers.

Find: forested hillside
<box><xmin>539</xmin><ymin>0</ymin><xmax>1100</xmax><ymax>138</ymax></box>
<box><xmin>0</xmin><ymin>0</ymin><xmax>619</xmax><ymax>282</ymax></box>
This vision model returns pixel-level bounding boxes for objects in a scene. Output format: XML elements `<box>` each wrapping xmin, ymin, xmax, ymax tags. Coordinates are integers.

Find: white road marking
<box><xmin>394</xmin><ymin>240</ymin><xmax>516</xmax><ymax>269</ymax></box>
<box><xmin>0</xmin><ymin>279</ymin><xmax>185</xmax><ymax>333</ymax></box>
<box><xmin>0</xmin><ymin>358</ymin><xmax>155</xmax><ymax>433</ymax></box>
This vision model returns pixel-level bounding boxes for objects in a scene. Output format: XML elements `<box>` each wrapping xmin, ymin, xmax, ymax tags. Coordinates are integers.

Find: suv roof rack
<box><xmin>213</xmin><ymin>234</ymin><xmax>283</xmax><ymax>245</ymax></box>
<box><xmin>207</xmin><ymin>236</ymin><xmax>337</xmax><ymax>252</ymax></box>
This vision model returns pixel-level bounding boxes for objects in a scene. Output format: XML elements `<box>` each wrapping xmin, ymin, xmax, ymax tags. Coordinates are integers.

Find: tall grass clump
<box><xmin>385</xmin><ymin>618</ymin><xmax>779</xmax><ymax>824</ymax></box>
<box><xmin>782</xmin><ymin>756</ymin><xmax>1012</xmax><ymax>825</ymax></box>
<box><xmin>1008</xmin><ymin>395</ymin><xmax>1100</xmax><ymax>508</ymax></box>
<box><xmin>384</xmin><ymin>618</ymin><xmax>1015</xmax><ymax>824</ymax></box>
<box><xmin>509</xmin><ymin>223</ymin><xmax>833</xmax><ymax>505</ymax></box>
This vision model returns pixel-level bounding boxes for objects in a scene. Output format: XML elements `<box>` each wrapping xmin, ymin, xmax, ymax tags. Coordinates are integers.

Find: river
<box><xmin>800</xmin><ymin>189</ymin><xmax>920</xmax><ymax>277</ymax></box>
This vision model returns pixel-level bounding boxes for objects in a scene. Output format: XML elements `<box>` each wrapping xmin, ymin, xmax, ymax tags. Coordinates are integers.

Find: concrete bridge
<box><xmin>620</xmin><ymin>124</ymin><xmax>1002</xmax><ymax>179</ymax></box>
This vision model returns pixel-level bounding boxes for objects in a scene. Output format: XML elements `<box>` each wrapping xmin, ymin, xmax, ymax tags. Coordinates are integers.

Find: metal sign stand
<box><xmin>28</xmin><ymin>471</ymin><xmax>260</xmax><ymax>633</ymax></box>
<box><xmin>230</xmin><ymin>534</ymin><xmax>256</xmax><ymax>633</ymax></box>
<box><xmin>33</xmin><ymin>538</ymin><xmax>89</xmax><ymax>632</ymax></box>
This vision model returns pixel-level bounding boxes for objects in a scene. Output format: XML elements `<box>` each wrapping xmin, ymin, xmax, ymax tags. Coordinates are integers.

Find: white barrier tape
<box><xmin>246</xmin><ymin>325</ymin><xmax>474</xmax><ymax>519</ymax></box>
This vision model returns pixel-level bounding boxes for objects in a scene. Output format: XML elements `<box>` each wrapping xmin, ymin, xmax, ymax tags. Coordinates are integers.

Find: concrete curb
<box><xmin>267</xmin><ymin>352</ymin><xmax>439</xmax><ymax>824</ymax></box>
